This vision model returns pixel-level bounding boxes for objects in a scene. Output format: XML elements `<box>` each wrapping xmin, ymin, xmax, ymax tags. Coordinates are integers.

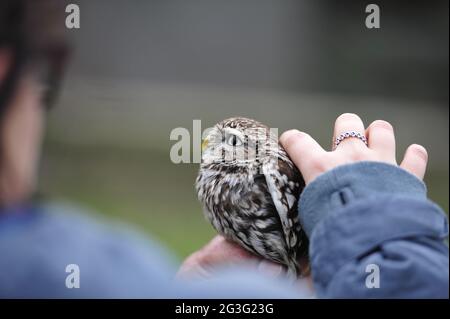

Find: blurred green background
<box><xmin>38</xmin><ymin>0</ymin><xmax>448</xmax><ymax>262</ymax></box>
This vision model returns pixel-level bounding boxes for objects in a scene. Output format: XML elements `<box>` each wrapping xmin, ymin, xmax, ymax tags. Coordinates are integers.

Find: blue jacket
<box><xmin>0</xmin><ymin>162</ymin><xmax>448</xmax><ymax>298</ymax></box>
<box><xmin>299</xmin><ymin>161</ymin><xmax>448</xmax><ymax>298</ymax></box>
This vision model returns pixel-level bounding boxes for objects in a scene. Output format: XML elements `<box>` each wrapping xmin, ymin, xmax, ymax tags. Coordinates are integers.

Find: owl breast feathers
<box><xmin>196</xmin><ymin>117</ymin><xmax>308</xmax><ymax>278</ymax></box>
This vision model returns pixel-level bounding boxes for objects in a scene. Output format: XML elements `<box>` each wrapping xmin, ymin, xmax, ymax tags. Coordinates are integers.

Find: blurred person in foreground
<box><xmin>0</xmin><ymin>0</ymin><xmax>448</xmax><ymax>298</ymax></box>
<box><xmin>0</xmin><ymin>0</ymin><xmax>308</xmax><ymax>298</ymax></box>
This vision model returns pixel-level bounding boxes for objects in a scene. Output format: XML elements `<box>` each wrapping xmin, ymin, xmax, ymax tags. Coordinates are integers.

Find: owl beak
<box><xmin>201</xmin><ymin>138</ymin><xmax>209</xmax><ymax>151</ymax></box>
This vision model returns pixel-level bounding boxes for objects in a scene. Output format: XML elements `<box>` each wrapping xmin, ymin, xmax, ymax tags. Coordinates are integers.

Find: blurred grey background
<box><xmin>39</xmin><ymin>0</ymin><xmax>449</xmax><ymax>260</ymax></box>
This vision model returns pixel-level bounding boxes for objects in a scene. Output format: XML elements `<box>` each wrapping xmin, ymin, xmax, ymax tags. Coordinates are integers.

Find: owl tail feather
<box><xmin>285</xmin><ymin>252</ymin><xmax>310</xmax><ymax>281</ymax></box>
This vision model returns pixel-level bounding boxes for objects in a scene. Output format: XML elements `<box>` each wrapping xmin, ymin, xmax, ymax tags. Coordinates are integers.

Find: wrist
<box><xmin>298</xmin><ymin>161</ymin><xmax>427</xmax><ymax>237</ymax></box>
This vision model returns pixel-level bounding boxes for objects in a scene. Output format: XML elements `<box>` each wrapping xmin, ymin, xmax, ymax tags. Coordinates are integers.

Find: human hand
<box><xmin>280</xmin><ymin>113</ymin><xmax>428</xmax><ymax>185</ymax></box>
<box><xmin>177</xmin><ymin>235</ymin><xmax>287</xmax><ymax>279</ymax></box>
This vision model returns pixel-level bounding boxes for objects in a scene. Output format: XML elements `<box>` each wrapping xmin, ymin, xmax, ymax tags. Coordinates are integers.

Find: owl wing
<box><xmin>262</xmin><ymin>158</ymin><xmax>303</xmax><ymax>254</ymax></box>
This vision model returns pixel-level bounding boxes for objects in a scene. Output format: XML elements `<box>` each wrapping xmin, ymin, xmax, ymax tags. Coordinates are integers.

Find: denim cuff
<box><xmin>310</xmin><ymin>196</ymin><xmax>449</xmax><ymax>295</ymax></box>
<box><xmin>298</xmin><ymin>161</ymin><xmax>427</xmax><ymax>238</ymax></box>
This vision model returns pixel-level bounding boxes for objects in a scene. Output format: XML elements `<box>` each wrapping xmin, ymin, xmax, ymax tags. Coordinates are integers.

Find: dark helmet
<box><xmin>0</xmin><ymin>0</ymin><xmax>70</xmax><ymax>115</ymax></box>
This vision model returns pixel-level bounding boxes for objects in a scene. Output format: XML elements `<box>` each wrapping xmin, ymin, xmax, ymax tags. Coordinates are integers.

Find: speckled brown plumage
<box><xmin>196</xmin><ymin>117</ymin><xmax>308</xmax><ymax>278</ymax></box>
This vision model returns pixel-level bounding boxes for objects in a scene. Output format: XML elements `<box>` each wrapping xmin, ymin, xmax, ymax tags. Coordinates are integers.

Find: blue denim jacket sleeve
<box><xmin>299</xmin><ymin>161</ymin><xmax>449</xmax><ymax>298</ymax></box>
<box><xmin>0</xmin><ymin>202</ymin><xmax>311</xmax><ymax>298</ymax></box>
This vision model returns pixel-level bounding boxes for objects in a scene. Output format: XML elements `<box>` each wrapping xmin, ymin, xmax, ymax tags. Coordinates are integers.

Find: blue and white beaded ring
<box><xmin>334</xmin><ymin>131</ymin><xmax>368</xmax><ymax>150</ymax></box>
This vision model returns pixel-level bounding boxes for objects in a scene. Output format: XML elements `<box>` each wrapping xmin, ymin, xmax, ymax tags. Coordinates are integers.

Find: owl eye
<box><xmin>226</xmin><ymin>134</ymin><xmax>243</xmax><ymax>147</ymax></box>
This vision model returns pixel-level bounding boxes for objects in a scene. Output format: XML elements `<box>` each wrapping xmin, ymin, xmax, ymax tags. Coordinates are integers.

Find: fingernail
<box><xmin>257</xmin><ymin>261</ymin><xmax>283</xmax><ymax>277</ymax></box>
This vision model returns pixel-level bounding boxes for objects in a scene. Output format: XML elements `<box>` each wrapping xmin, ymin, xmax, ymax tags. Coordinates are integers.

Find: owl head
<box><xmin>201</xmin><ymin>117</ymin><xmax>281</xmax><ymax>168</ymax></box>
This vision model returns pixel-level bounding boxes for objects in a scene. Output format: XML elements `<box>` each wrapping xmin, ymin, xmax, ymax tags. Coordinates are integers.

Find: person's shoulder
<box><xmin>39</xmin><ymin>200</ymin><xmax>178</xmax><ymax>268</ymax></box>
<box><xmin>0</xmin><ymin>201</ymin><xmax>177</xmax><ymax>297</ymax></box>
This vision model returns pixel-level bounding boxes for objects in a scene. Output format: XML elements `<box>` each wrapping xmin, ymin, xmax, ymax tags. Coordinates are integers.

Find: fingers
<box><xmin>366</xmin><ymin>120</ymin><xmax>396</xmax><ymax>162</ymax></box>
<box><xmin>200</xmin><ymin>238</ymin><xmax>285</xmax><ymax>278</ymax></box>
<box><xmin>201</xmin><ymin>235</ymin><xmax>257</xmax><ymax>265</ymax></box>
<box><xmin>280</xmin><ymin>130</ymin><xmax>326</xmax><ymax>174</ymax></box>
<box><xmin>281</xmin><ymin>115</ymin><xmax>429</xmax><ymax>185</ymax></box>
<box><xmin>176</xmin><ymin>235</ymin><xmax>259</xmax><ymax>279</ymax></box>
<box><xmin>400</xmin><ymin>144</ymin><xmax>428</xmax><ymax>180</ymax></box>
<box><xmin>333</xmin><ymin>113</ymin><xmax>366</xmax><ymax>151</ymax></box>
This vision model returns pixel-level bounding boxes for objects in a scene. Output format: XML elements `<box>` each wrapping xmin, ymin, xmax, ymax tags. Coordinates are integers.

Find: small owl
<box><xmin>196</xmin><ymin>117</ymin><xmax>308</xmax><ymax>278</ymax></box>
